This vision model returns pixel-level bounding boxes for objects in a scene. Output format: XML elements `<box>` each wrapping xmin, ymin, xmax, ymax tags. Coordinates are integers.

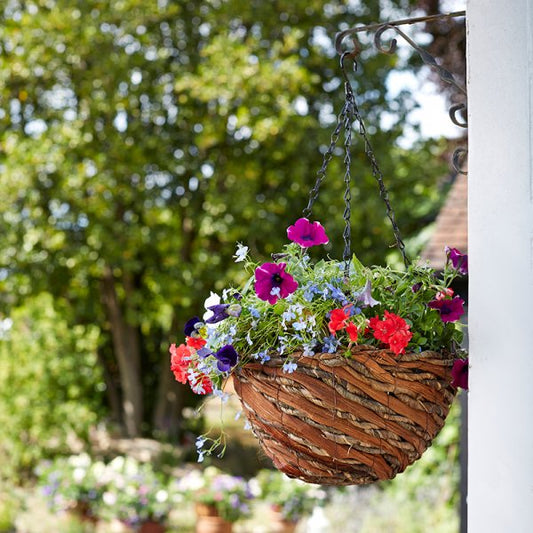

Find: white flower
<box><xmin>103</xmin><ymin>491</ymin><xmax>117</xmax><ymax>506</ymax></box>
<box><xmin>233</xmin><ymin>243</ymin><xmax>249</xmax><ymax>262</ymax></box>
<box><xmin>203</xmin><ymin>291</ymin><xmax>221</xmax><ymax>322</ymax></box>
<box><xmin>68</xmin><ymin>453</ymin><xmax>91</xmax><ymax>468</ymax></box>
<box><xmin>156</xmin><ymin>489</ymin><xmax>168</xmax><ymax>503</ymax></box>
<box><xmin>72</xmin><ymin>467</ymin><xmax>86</xmax><ymax>483</ymax></box>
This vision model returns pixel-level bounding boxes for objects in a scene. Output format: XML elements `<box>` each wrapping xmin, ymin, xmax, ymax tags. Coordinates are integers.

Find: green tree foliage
<box><xmin>0</xmin><ymin>293</ymin><xmax>104</xmax><ymax>481</ymax></box>
<box><xmin>0</xmin><ymin>0</ymin><xmax>450</xmax><ymax>441</ymax></box>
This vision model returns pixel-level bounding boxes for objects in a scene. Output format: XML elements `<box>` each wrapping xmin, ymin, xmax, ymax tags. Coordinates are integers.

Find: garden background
<box><xmin>0</xmin><ymin>0</ymin><xmax>466</xmax><ymax>531</ymax></box>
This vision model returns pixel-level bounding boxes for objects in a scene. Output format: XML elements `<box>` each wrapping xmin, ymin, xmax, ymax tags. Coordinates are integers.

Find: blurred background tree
<box><xmin>0</xmin><ymin>0</ymin><xmax>457</xmax><ymax>466</ymax></box>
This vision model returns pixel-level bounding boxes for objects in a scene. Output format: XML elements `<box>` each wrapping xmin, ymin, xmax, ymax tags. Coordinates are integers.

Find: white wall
<box><xmin>468</xmin><ymin>0</ymin><xmax>533</xmax><ymax>531</ymax></box>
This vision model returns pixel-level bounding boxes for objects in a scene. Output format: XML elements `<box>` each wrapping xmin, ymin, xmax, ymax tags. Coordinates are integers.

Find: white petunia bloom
<box><xmin>203</xmin><ymin>291</ymin><xmax>221</xmax><ymax>322</ymax></box>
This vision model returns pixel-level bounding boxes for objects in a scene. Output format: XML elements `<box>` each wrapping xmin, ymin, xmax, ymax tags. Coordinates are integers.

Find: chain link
<box><xmin>302</xmin><ymin>107</ymin><xmax>346</xmax><ymax>218</ymax></box>
<box><xmin>342</xmin><ymin>83</ymin><xmax>355</xmax><ymax>277</ymax></box>
<box><xmin>303</xmin><ymin>53</ymin><xmax>410</xmax><ymax>272</ymax></box>
<box><xmin>350</xmin><ymin>96</ymin><xmax>410</xmax><ymax>267</ymax></box>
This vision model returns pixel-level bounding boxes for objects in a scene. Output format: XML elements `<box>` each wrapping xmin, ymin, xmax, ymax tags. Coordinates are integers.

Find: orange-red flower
<box><xmin>368</xmin><ymin>311</ymin><xmax>412</xmax><ymax>355</ymax></box>
<box><xmin>328</xmin><ymin>307</ymin><xmax>350</xmax><ymax>335</ymax></box>
<box><xmin>170</xmin><ymin>343</ymin><xmax>192</xmax><ymax>384</ymax></box>
<box><xmin>186</xmin><ymin>336</ymin><xmax>207</xmax><ymax>350</ymax></box>
<box><xmin>346</xmin><ymin>322</ymin><xmax>358</xmax><ymax>342</ymax></box>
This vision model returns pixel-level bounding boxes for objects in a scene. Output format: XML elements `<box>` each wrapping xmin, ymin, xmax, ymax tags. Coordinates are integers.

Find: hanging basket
<box><xmin>233</xmin><ymin>345</ymin><xmax>456</xmax><ymax>485</ymax></box>
<box><xmin>168</xmin><ymin>47</ymin><xmax>468</xmax><ymax>486</ymax></box>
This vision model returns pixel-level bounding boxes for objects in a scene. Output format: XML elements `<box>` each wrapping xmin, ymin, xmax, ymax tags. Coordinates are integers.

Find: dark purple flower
<box><xmin>446</xmin><ymin>246</ymin><xmax>468</xmax><ymax>275</ymax></box>
<box><xmin>214</xmin><ymin>344</ymin><xmax>239</xmax><ymax>372</ymax></box>
<box><xmin>205</xmin><ymin>304</ymin><xmax>230</xmax><ymax>324</ymax></box>
<box><xmin>428</xmin><ymin>296</ymin><xmax>465</xmax><ymax>322</ymax></box>
<box><xmin>254</xmin><ymin>262</ymin><xmax>298</xmax><ymax>304</ymax></box>
<box><xmin>184</xmin><ymin>316</ymin><xmax>201</xmax><ymax>336</ymax></box>
<box><xmin>411</xmin><ymin>282</ymin><xmax>422</xmax><ymax>293</ymax></box>
<box><xmin>451</xmin><ymin>358</ymin><xmax>469</xmax><ymax>390</ymax></box>
<box><xmin>287</xmin><ymin>218</ymin><xmax>329</xmax><ymax>248</ymax></box>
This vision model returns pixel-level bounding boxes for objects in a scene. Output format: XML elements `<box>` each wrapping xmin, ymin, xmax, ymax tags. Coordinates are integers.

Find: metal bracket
<box><xmin>335</xmin><ymin>11</ymin><xmax>467</xmax><ymax>175</ymax></box>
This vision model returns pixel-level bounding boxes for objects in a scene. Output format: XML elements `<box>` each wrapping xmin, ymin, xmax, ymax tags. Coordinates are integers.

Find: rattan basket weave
<box><xmin>233</xmin><ymin>345</ymin><xmax>456</xmax><ymax>485</ymax></box>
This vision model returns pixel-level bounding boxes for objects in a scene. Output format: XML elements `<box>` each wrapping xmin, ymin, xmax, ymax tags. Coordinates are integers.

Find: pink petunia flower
<box><xmin>428</xmin><ymin>296</ymin><xmax>465</xmax><ymax>323</ymax></box>
<box><xmin>254</xmin><ymin>262</ymin><xmax>298</xmax><ymax>304</ymax></box>
<box><xmin>451</xmin><ymin>358</ymin><xmax>469</xmax><ymax>390</ymax></box>
<box><xmin>445</xmin><ymin>246</ymin><xmax>468</xmax><ymax>275</ymax></box>
<box><xmin>287</xmin><ymin>218</ymin><xmax>329</xmax><ymax>248</ymax></box>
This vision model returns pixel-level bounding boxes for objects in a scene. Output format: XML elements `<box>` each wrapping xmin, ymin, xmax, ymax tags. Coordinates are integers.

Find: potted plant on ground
<box><xmin>177</xmin><ymin>467</ymin><xmax>254</xmax><ymax>533</ymax></box>
<box><xmin>95</xmin><ymin>455</ymin><xmax>176</xmax><ymax>532</ymax></box>
<box><xmin>35</xmin><ymin>453</ymin><xmax>103</xmax><ymax>524</ymax></box>
<box><xmin>254</xmin><ymin>469</ymin><xmax>328</xmax><ymax>532</ymax></box>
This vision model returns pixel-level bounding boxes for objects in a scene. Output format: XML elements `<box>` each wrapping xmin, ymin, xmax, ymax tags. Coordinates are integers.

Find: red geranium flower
<box><xmin>169</xmin><ymin>343</ymin><xmax>192</xmax><ymax>384</ymax></box>
<box><xmin>328</xmin><ymin>307</ymin><xmax>350</xmax><ymax>335</ymax></box>
<box><xmin>346</xmin><ymin>322</ymin><xmax>358</xmax><ymax>342</ymax></box>
<box><xmin>369</xmin><ymin>311</ymin><xmax>412</xmax><ymax>355</ymax></box>
<box><xmin>186</xmin><ymin>336</ymin><xmax>207</xmax><ymax>350</ymax></box>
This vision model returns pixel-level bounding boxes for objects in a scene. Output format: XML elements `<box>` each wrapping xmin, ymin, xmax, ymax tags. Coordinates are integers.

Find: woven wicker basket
<box><xmin>233</xmin><ymin>345</ymin><xmax>456</xmax><ymax>485</ymax></box>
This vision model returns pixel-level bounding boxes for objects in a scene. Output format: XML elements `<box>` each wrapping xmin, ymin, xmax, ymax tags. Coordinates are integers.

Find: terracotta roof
<box><xmin>421</xmin><ymin>175</ymin><xmax>468</xmax><ymax>270</ymax></box>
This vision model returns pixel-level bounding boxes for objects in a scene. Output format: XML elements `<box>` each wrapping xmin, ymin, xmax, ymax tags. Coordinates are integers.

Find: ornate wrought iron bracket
<box><xmin>335</xmin><ymin>11</ymin><xmax>467</xmax><ymax>175</ymax></box>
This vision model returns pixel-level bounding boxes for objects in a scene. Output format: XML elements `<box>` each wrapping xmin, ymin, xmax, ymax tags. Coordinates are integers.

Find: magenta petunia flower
<box><xmin>445</xmin><ymin>246</ymin><xmax>468</xmax><ymax>275</ymax></box>
<box><xmin>287</xmin><ymin>218</ymin><xmax>329</xmax><ymax>248</ymax></box>
<box><xmin>254</xmin><ymin>262</ymin><xmax>298</xmax><ymax>304</ymax></box>
<box><xmin>451</xmin><ymin>358</ymin><xmax>469</xmax><ymax>390</ymax></box>
<box><xmin>428</xmin><ymin>296</ymin><xmax>465</xmax><ymax>322</ymax></box>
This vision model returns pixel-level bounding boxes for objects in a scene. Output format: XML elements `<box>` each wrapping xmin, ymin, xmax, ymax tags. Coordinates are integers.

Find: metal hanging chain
<box><xmin>341</xmin><ymin>82</ymin><xmax>354</xmax><ymax>277</ymax></box>
<box><xmin>302</xmin><ymin>104</ymin><xmax>347</xmax><ymax>218</ymax></box>
<box><xmin>341</xmin><ymin>53</ymin><xmax>410</xmax><ymax>268</ymax></box>
<box><xmin>304</xmin><ymin>52</ymin><xmax>410</xmax><ymax>270</ymax></box>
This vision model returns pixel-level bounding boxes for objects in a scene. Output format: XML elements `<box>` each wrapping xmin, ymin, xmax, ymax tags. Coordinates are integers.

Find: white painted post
<box><xmin>468</xmin><ymin>1</ymin><xmax>533</xmax><ymax>531</ymax></box>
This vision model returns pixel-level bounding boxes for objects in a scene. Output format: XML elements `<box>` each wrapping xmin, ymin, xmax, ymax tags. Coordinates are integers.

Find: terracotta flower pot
<box><xmin>139</xmin><ymin>521</ymin><xmax>166</xmax><ymax>533</ymax></box>
<box><xmin>195</xmin><ymin>504</ymin><xmax>232</xmax><ymax>533</ymax></box>
<box><xmin>69</xmin><ymin>500</ymin><xmax>98</xmax><ymax>525</ymax></box>
<box><xmin>269</xmin><ymin>507</ymin><xmax>297</xmax><ymax>533</ymax></box>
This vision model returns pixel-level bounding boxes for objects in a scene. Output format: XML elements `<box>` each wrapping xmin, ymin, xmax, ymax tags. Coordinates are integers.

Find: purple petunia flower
<box><xmin>428</xmin><ymin>296</ymin><xmax>465</xmax><ymax>322</ymax></box>
<box><xmin>205</xmin><ymin>304</ymin><xmax>229</xmax><ymax>324</ymax></box>
<box><xmin>411</xmin><ymin>282</ymin><xmax>422</xmax><ymax>293</ymax></box>
<box><xmin>254</xmin><ymin>262</ymin><xmax>298</xmax><ymax>304</ymax></box>
<box><xmin>451</xmin><ymin>358</ymin><xmax>469</xmax><ymax>390</ymax></box>
<box><xmin>183</xmin><ymin>316</ymin><xmax>201</xmax><ymax>336</ymax></box>
<box><xmin>446</xmin><ymin>246</ymin><xmax>468</xmax><ymax>275</ymax></box>
<box><xmin>287</xmin><ymin>218</ymin><xmax>329</xmax><ymax>248</ymax></box>
<box><xmin>205</xmin><ymin>304</ymin><xmax>230</xmax><ymax>324</ymax></box>
<box><xmin>214</xmin><ymin>344</ymin><xmax>239</xmax><ymax>372</ymax></box>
